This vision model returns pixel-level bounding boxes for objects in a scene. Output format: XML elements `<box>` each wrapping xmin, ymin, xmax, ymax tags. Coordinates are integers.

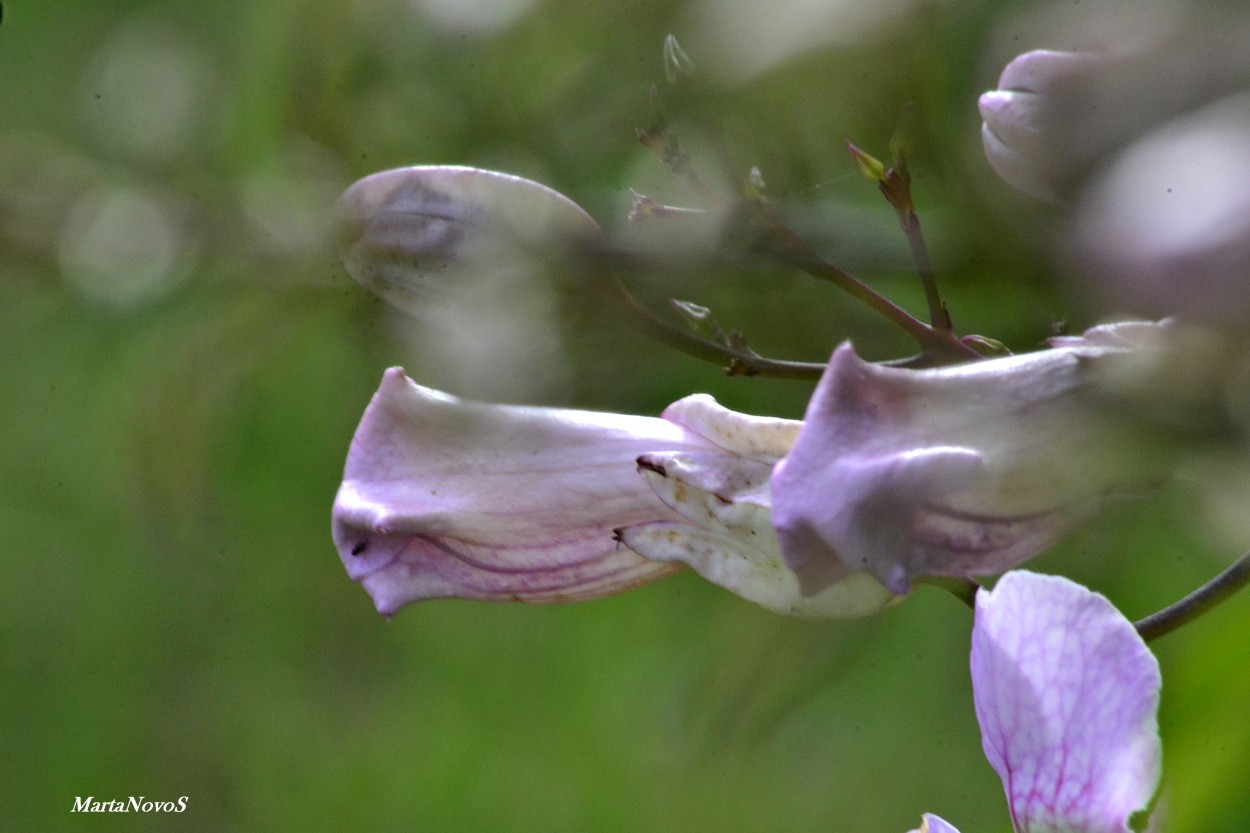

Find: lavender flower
<box><xmin>332</xmin><ymin>369</ymin><xmax>898</xmax><ymax>617</ymax></box>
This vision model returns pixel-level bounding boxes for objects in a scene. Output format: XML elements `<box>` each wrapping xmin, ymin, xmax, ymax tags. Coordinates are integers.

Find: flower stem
<box><xmin>742</xmin><ymin>200</ymin><xmax>981</xmax><ymax>364</ymax></box>
<box><xmin>896</xmin><ymin>203</ymin><xmax>951</xmax><ymax>332</ymax></box>
<box><xmin>917</xmin><ymin>575</ymin><xmax>980</xmax><ymax>610</ymax></box>
<box><xmin>1135</xmin><ymin>548</ymin><xmax>1250</xmax><ymax>641</ymax></box>
<box><xmin>845</xmin><ymin>142</ymin><xmax>952</xmax><ymax>332</ymax></box>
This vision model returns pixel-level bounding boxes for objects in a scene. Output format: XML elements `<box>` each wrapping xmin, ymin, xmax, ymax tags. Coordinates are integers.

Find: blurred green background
<box><xmin>4</xmin><ymin>0</ymin><xmax>1249</xmax><ymax>831</ymax></box>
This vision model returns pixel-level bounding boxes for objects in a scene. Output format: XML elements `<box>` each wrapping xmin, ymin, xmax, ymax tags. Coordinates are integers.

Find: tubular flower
<box><xmin>332</xmin><ymin>369</ymin><xmax>899</xmax><ymax>617</ymax></box>
<box><xmin>770</xmin><ymin>321</ymin><xmax>1173</xmax><ymax>597</ymax></box>
<box><xmin>911</xmin><ymin>571</ymin><xmax>1162</xmax><ymax>833</ymax></box>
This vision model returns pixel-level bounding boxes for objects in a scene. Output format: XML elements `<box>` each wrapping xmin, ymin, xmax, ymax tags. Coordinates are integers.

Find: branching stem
<box><xmin>744</xmin><ymin>201</ymin><xmax>981</xmax><ymax>364</ymax></box>
<box><xmin>612</xmin><ymin>277</ymin><xmax>826</xmax><ymax>379</ymax></box>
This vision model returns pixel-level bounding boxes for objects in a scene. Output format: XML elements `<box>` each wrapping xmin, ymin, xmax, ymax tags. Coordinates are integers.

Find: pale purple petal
<box><xmin>971</xmin><ymin>572</ymin><xmax>1161</xmax><ymax>833</ymax></box>
<box><xmin>332</xmin><ymin>368</ymin><xmax>712</xmax><ymax>614</ymax></box>
<box><xmin>771</xmin><ymin>325</ymin><xmax>1171</xmax><ymax>596</ymax></box>
<box><xmin>906</xmin><ymin>814</ymin><xmax>962</xmax><ymax>833</ymax></box>
<box><xmin>778</xmin><ymin>445</ymin><xmax>985</xmax><ymax>595</ymax></box>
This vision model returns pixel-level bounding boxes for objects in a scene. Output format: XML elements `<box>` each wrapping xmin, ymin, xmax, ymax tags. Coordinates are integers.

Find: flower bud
<box><xmin>978</xmin><ymin>50</ymin><xmax>1108</xmax><ymax>203</ymax></box>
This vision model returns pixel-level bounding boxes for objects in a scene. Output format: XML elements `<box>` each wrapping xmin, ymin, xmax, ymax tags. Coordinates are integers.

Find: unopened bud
<box><xmin>846</xmin><ymin>141</ymin><xmax>886</xmax><ymax>183</ymax></box>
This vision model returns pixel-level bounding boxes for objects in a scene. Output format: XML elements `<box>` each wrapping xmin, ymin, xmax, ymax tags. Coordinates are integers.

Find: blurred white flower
<box><xmin>337</xmin><ymin>165</ymin><xmax>600</xmax><ymax>399</ymax></box>
<box><xmin>982</xmin><ymin>25</ymin><xmax>1250</xmax><ymax>328</ymax></box>
<box><xmin>1069</xmin><ymin>94</ymin><xmax>1250</xmax><ymax>328</ymax></box>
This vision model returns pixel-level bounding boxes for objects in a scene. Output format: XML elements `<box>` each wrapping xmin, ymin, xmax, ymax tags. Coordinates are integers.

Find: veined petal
<box><xmin>332</xmin><ymin>367</ymin><xmax>713</xmax><ymax>614</ymax></box>
<box><xmin>771</xmin><ymin>323</ymin><xmax>1171</xmax><ymax>595</ymax></box>
<box><xmin>971</xmin><ymin>572</ymin><xmax>1161</xmax><ymax>833</ymax></box>
<box><xmin>339</xmin><ymin>531</ymin><xmax>681</xmax><ymax>615</ymax></box>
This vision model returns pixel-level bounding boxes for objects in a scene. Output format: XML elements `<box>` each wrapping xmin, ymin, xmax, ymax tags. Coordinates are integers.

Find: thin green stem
<box><xmin>845</xmin><ymin>142</ymin><xmax>952</xmax><ymax>332</ymax></box>
<box><xmin>611</xmin><ymin>277</ymin><xmax>826</xmax><ymax>379</ymax></box>
<box><xmin>896</xmin><ymin>205</ymin><xmax>951</xmax><ymax>332</ymax></box>
<box><xmin>1135</xmin><ymin>548</ymin><xmax>1250</xmax><ymax>641</ymax></box>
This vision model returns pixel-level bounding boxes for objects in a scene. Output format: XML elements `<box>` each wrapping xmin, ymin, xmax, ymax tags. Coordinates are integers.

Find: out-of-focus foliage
<box><xmin>2</xmin><ymin>1</ymin><xmax>1248</xmax><ymax>832</ymax></box>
